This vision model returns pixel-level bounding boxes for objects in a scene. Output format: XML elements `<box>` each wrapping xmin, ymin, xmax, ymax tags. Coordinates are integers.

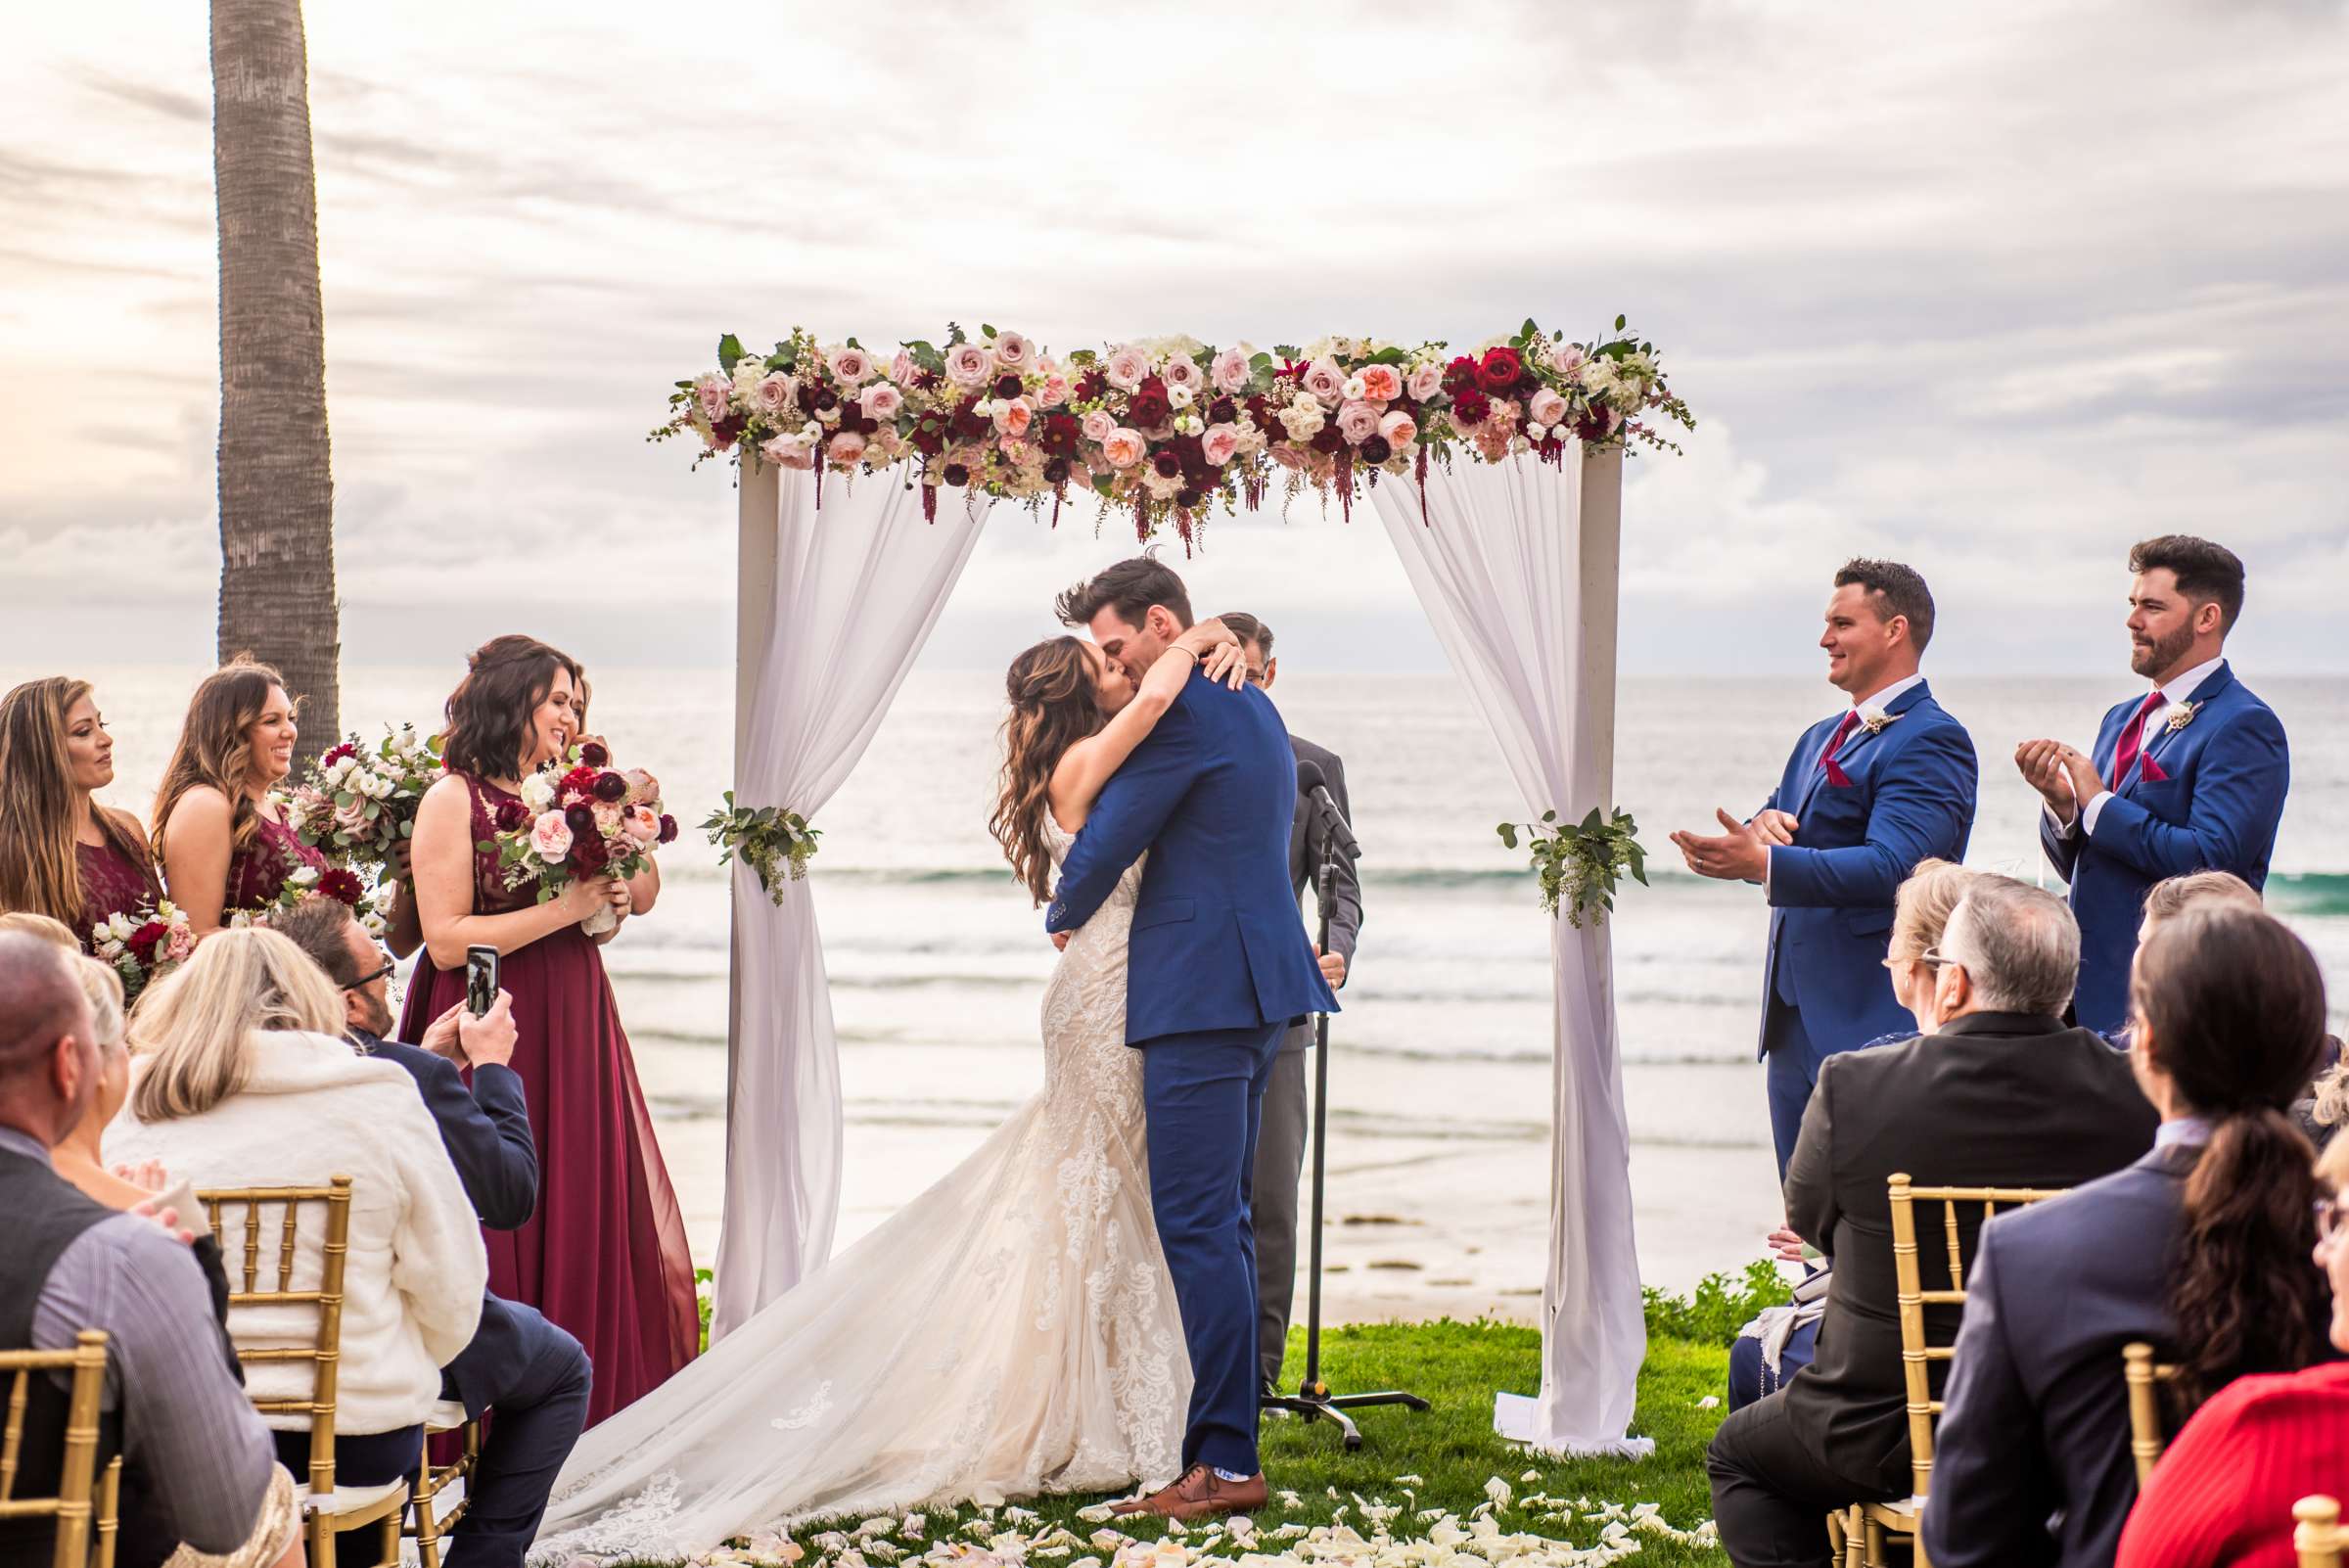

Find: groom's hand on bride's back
<box><xmin>1052</xmin><ymin>931</ymin><xmax>1073</xmax><ymax>952</ymax></box>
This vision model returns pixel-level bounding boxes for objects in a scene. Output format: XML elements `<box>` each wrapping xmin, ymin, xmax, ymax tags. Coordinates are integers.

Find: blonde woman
<box><xmin>0</xmin><ymin>677</ymin><xmax>162</xmax><ymax>945</ymax></box>
<box><xmin>151</xmin><ymin>663</ymin><xmax>326</xmax><ymax>938</ymax></box>
<box><xmin>107</xmin><ymin>928</ymin><xmax>485</xmax><ymax>1511</ymax></box>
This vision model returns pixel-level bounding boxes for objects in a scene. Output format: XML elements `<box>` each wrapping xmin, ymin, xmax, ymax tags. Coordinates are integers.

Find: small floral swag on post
<box><xmin>704</xmin><ymin>792</ymin><xmax>822</xmax><ymax>905</ymax></box>
<box><xmin>655</xmin><ymin>318</ymin><xmax>1691</xmax><ymax>548</ymax></box>
<box><xmin>1497</xmin><ymin>807</ymin><xmax>1649</xmax><ymax>929</ymax></box>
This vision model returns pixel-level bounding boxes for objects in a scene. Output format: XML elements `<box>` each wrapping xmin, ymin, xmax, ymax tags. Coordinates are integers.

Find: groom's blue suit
<box><xmin>1048</xmin><ymin>669</ymin><xmax>1338</xmax><ymax>1477</ymax></box>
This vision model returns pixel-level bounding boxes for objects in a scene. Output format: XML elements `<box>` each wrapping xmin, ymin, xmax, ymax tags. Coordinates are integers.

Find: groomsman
<box><xmin>1214</xmin><ymin>613</ymin><xmax>1359</xmax><ymax>1399</ymax></box>
<box><xmin>1672</xmin><ymin>561</ymin><xmax>1978</xmax><ymax>1176</ymax></box>
<box><xmin>2017</xmin><ymin>535</ymin><xmax>2288</xmax><ymax>1034</ymax></box>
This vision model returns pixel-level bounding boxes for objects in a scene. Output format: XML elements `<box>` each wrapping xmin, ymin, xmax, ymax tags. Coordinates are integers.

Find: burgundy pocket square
<box><xmin>2141</xmin><ymin>752</ymin><xmax>2170</xmax><ymax>783</ymax></box>
<box><xmin>1823</xmin><ymin>759</ymin><xmax>1855</xmax><ymax>789</ymax></box>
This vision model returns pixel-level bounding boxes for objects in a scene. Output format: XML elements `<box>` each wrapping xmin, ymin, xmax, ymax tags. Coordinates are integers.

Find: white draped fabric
<box><xmin>1370</xmin><ymin>450</ymin><xmax>1651</xmax><ymax>1456</ymax></box>
<box><xmin>712</xmin><ymin>469</ymin><xmax>991</xmax><ymax>1340</ymax></box>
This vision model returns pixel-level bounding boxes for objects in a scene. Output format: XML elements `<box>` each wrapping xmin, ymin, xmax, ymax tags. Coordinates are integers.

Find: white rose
<box><xmin>520</xmin><ymin>772</ymin><xmax>556</xmax><ymax>811</ymax></box>
<box><xmin>1167</xmin><ymin>384</ymin><xmax>1194</xmax><ymax>410</ymax></box>
<box><xmin>288</xmin><ymin>864</ymin><xmax>320</xmax><ymax>889</ymax></box>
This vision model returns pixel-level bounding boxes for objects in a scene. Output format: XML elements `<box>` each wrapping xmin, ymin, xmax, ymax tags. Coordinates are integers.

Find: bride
<box><xmin>530</xmin><ymin>620</ymin><xmax>1249</xmax><ymax>1559</ymax></box>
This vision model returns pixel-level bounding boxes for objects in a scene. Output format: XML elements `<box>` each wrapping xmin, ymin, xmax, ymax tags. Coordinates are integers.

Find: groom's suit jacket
<box><xmin>2039</xmin><ymin>660</ymin><xmax>2288</xmax><ymax>1033</ymax></box>
<box><xmin>1757</xmin><ymin>679</ymin><xmax>1978</xmax><ymax>1060</ymax></box>
<box><xmin>1047</xmin><ymin>669</ymin><xmax>1339</xmax><ymax>1044</ymax></box>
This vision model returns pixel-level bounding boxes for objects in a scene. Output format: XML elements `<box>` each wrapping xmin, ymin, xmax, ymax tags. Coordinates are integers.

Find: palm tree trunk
<box><xmin>212</xmin><ymin>0</ymin><xmax>340</xmax><ymax>747</ymax></box>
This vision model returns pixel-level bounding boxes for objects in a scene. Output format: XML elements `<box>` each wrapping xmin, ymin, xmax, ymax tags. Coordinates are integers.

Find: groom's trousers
<box><xmin>1142</xmin><ymin>1019</ymin><xmax>1289</xmax><ymax>1478</ymax></box>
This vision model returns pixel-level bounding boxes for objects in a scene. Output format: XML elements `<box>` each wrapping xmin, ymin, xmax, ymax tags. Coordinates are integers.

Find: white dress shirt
<box><xmin>2048</xmin><ymin>656</ymin><xmax>2226</xmax><ymax>838</ymax></box>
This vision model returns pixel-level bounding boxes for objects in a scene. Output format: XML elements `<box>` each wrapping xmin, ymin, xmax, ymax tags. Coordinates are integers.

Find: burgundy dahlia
<box><xmin>1452</xmin><ymin>390</ymin><xmax>1492</xmax><ymax>426</ymax></box>
<box><xmin>319</xmin><ymin>867</ymin><xmax>365</xmax><ymax>906</ymax></box>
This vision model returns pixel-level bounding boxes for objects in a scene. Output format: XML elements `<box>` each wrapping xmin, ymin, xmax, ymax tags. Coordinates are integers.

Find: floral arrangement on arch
<box><xmin>655</xmin><ymin>318</ymin><xmax>1691</xmax><ymax>546</ymax></box>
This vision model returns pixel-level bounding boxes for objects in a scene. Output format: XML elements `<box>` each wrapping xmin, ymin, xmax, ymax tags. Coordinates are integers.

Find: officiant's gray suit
<box><xmin>1253</xmin><ymin>732</ymin><xmax>1363</xmax><ymax>1390</ymax></box>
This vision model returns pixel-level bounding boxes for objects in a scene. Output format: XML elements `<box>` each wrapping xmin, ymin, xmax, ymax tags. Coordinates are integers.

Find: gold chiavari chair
<box><xmin>2297</xmin><ymin>1496</ymin><xmax>2343</xmax><ymax>1568</ymax></box>
<box><xmin>406</xmin><ymin>1399</ymin><xmax>483</xmax><ymax>1568</ymax></box>
<box><xmin>199</xmin><ymin>1176</ymin><xmax>409</xmax><ymax>1567</ymax></box>
<box><xmin>2122</xmin><ymin>1341</ymin><xmax>2182</xmax><ymax>1484</ymax></box>
<box><xmin>1835</xmin><ymin>1173</ymin><xmax>2070</xmax><ymax>1568</ymax></box>
<box><xmin>0</xmin><ymin>1329</ymin><xmax>115</xmax><ymax>1568</ymax></box>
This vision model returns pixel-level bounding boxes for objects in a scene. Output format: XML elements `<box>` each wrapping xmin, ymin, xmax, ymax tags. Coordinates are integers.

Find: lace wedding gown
<box><xmin>532</xmin><ymin>825</ymin><xmax>1187</xmax><ymax>1560</ymax></box>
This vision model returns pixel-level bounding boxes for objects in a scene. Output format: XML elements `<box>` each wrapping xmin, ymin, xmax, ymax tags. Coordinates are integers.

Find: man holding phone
<box><xmin>275</xmin><ymin>899</ymin><xmax>591</xmax><ymax>1568</ymax></box>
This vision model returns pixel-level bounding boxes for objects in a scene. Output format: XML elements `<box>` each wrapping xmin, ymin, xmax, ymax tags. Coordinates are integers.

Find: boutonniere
<box><xmin>1857</xmin><ymin>705</ymin><xmax>1903</xmax><ymax>736</ymax></box>
<box><xmin>2160</xmin><ymin>700</ymin><xmax>2199</xmax><ymax>735</ymax></box>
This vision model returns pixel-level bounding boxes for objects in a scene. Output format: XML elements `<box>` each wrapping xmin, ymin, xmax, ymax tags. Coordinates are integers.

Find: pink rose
<box><xmin>1378</xmin><ymin>408</ymin><xmax>1418</xmax><ymax>448</ymax></box>
<box><xmin>944</xmin><ymin>342</ymin><xmax>995</xmax><ymax>388</ymax></box>
<box><xmin>1201</xmin><ymin>423</ymin><xmax>1241</xmax><ymax>466</ymax></box>
<box><xmin>1161</xmin><ymin>356</ymin><xmax>1204</xmax><ymax>393</ymax></box>
<box><xmin>1302</xmin><ymin>357</ymin><xmax>1347</xmax><ymax>406</ymax></box>
<box><xmin>991</xmin><ymin>396</ymin><xmax>1035</xmax><ymax>438</ymax></box>
<box><xmin>529</xmin><ymin>810</ymin><xmax>574</xmax><ymax>864</ymax></box>
<box><xmin>1528</xmin><ymin>388</ymin><xmax>1568</xmax><ymax>427</ymax></box>
<box><xmin>1080</xmin><ymin>408</ymin><xmax>1118</xmax><ymax>444</ymax></box>
<box><xmin>1546</xmin><ymin>343</ymin><xmax>1586</xmax><ymax>376</ymax></box>
<box><xmin>1101</xmin><ymin>346</ymin><xmax>1148</xmax><ymax>391</ymax></box>
<box><xmin>1271</xmin><ymin>444</ymin><xmax>1308</xmax><ymax>471</ymax></box>
<box><xmin>1336</xmin><ymin>400</ymin><xmax>1381</xmax><ymax>445</ymax></box>
<box><xmin>760</xmin><ymin>434</ymin><xmax>815</xmax><ymax>470</ymax></box>
<box><xmin>1357</xmin><ymin>364</ymin><xmax>1403</xmax><ymax>402</ymax></box>
<box><xmin>890</xmin><ymin>349</ymin><xmax>917</xmax><ymax>384</ymax></box>
<box><xmin>827</xmin><ymin>430</ymin><xmax>868</xmax><ymax>466</ymax></box>
<box><xmin>1603</xmin><ymin>405</ymin><xmax>1624</xmax><ymax>435</ymax></box>
<box><xmin>693</xmin><ymin>374</ymin><xmax>733</xmax><ymax>422</ymax></box>
<box><xmin>1101</xmin><ymin>428</ymin><xmax>1147</xmax><ymax>469</ymax></box>
<box><xmin>991</xmin><ymin>331</ymin><xmax>1034</xmax><ymax>369</ymax></box>
<box><xmin>827</xmin><ymin>346</ymin><xmax>875</xmax><ymax>387</ymax></box>
<box><xmin>164</xmin><ymin>927</ymin><xmax>195</xmax><ymax>963</ymax></box>
<box><xmin>624</xmin><ymin>805</ymin><xmax>661</xmax><ymax>843</ymax></box>
<box><xmin>754</xmin><ymin>372</ymin><xmax>797</xmax><ymax>417</ymax></box>
<box><xmin>333</xmin><ymin>796</ymin><xmax>369</xmax><ymax>833</ymax></box>
<box><xmin>859</xmin><ymin>382</ymin><xmax>904</xmax><ymax>421</ymax></box>
<box><xmin>1036</xmin><ymin>373</ymin><xmax>1072</xmax><ymax>408</ymax></box>
<box><xmin>1210</xmin><ymin>346</ymin><xmax>1252</xmax><ymax>394</ymax></box>
<box><xmin>1406</xmin><ymin>361</ymin><xmax>1445</xmax><ymax>401</ymax></box>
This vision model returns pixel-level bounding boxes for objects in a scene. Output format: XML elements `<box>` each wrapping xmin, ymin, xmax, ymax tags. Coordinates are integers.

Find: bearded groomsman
<box><xmin>2017</xmin><ymin>535</ymin><xmax>2288</xmax><ymax>1034</ymax></box>
<box><xmin>1214</xmin><ymin>612</ymin><xmax>1359</xmax><ymax>1400</ymax></box>
<box><xmin>1672</xmin><ymin>561</ymin><xmax>1979</xmax><ymax>1176</ymax></box>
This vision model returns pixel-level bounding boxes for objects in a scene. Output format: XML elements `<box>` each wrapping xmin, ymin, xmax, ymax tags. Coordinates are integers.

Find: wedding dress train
<box><xmin>532</xmin><ymin>827</ymin><xmax>1186</xmax><ymax>1559</ymax></box>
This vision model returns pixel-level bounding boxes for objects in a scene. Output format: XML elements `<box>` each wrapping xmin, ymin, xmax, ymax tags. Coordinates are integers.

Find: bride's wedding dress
<box><xmin>531</xmin><ymin>825</ymin><xmax>1187</xmax><ymax>1560</ymax></box>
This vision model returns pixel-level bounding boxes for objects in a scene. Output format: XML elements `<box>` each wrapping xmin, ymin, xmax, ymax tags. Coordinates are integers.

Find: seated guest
<box><xmin>106</xmin><ymin>928</ymin><xmax>485</xmax><ymax>1562</ymax></box>
<box><xmin>2117</xmin><ymin>1118</ymin><xmax>2349</xmax><ymax>1568</ymax></box>
<box><xmin>275</xmin><ymin>895</ymin><xmax>592</xmax><ymax>1568</ymax></box>
<box><xmin>0</xmin><ymin>931</ymin><xmax>297</xmax><ymax>1568</ymax></box>
<box><xmin>1925</xmin><ymin>905</ymin><xmax>2333</xmax><ymax>1567</ymax></box>
<box><xmin>1734</xmin><ymin>858</ymin><xmax>1980</xmax><ymax>1409</ymax></box>
<box><xmin>0</xmin><ymin>677</ymin><xmax>164</xmax><ymax>946</ymax></box>
<box><xmin>1707</xmin><ymin>876</ymin><xmax>2159</xmax><ymax>1568</ymax></box>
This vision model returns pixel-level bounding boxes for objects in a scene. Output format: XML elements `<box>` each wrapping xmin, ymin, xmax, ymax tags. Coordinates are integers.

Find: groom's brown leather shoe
<box><xmin>1111</xmin><ymin>1463</ymin><xmax>1269</xmax><ymax>1521</ymax></box>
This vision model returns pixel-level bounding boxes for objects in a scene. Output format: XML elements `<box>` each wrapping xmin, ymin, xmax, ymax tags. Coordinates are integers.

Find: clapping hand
<box><xmin>1670</xmin><ymin>809</ymin><xmax>1772</xmax><ymax>883</ymax></box>
<box><xmin>2014</xmin><ymin>739</ymin><xmax>2077</xmax><ymax>818</ymax></box>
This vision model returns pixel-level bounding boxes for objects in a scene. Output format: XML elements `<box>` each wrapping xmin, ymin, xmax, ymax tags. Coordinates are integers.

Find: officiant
<box><xmin>1218</xmin><ymin>613</ymin><xmax>1360</xmax><ymax>1400</ymax></box>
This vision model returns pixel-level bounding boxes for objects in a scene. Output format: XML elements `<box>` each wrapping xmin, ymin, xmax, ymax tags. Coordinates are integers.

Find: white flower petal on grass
<box><xmin>1485</xmin><ymin>1478</ymin><xmax>1513</xmax><ymax>1509</ymax></box>
<box><xmin>1276</xmin><ymin>1491</ymin><xmax>1304</xmax><ymax>1510</ymax></box>
<box><xmin>1075</xmin><ymin>1508</ymin><xmax>1117</xmax><ymax>1526</ymax></box>
<box><xmin>1695</xmin><ymin>1394</ymin><xmax>1721</xmax><ymax>1408</ymax></box>
<box><xmin>1520</xmin><ymin>1469</ymin><xmax>1543</xmax><ymax>1483</ymax></box>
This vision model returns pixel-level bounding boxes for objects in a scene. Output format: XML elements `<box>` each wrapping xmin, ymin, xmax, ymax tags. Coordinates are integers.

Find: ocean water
<box><xmin>35</xmin><ymin>663</ymin><xmax>2349</xmax><ymax>1303</ymax></box>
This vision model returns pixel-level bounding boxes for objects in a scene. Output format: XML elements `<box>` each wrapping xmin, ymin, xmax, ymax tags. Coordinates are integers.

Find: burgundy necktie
<box><xmin>1817</xmin><ymin>710</ymin><xmax>1860</xmax><ymax>775</ymax></box>
<box><xmin>2111</xmin><ymin>689</ymin><xmax>2167</xmax><ymax>786</ymax></box>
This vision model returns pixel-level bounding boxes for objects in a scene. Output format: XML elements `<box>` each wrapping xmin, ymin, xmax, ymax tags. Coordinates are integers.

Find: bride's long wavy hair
<box><xmin>990</xmin><ymin>637</ymin><xmax>1103</xmax><ymax>905</ymax></box>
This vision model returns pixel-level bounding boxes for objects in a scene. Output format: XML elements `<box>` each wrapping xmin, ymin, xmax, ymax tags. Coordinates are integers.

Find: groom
<box><xmin>1048</xmin><ymin>557</ymin><xmax>1339</xmax><ymax>1520</ymax></box>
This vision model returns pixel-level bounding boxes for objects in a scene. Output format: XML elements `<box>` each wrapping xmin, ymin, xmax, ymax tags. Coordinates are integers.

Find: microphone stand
<box><xmin>1261</xmin><ymin>799</ymin><xmax>1430</xmax><ymax>1450</ymax></box>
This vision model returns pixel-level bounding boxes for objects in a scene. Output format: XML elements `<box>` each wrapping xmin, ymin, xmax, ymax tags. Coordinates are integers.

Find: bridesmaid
<box><xmin>152</xmin><ymin>662</ymin><xmax>326</xmax><ymax>936</ymax></box>
<box><xmin>402</xmin><ymin>634</ymin><xmax>697</xmax><ymax>1424</ymax></box>
<box><xmin>0</xmin><ymin>677</ymin><xmax>162</xmax><ymax>942</ymax></box>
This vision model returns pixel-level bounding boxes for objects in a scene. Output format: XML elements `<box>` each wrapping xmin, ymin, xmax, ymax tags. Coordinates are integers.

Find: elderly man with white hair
<box><xmin>1706</xmin><ymin>875</ymin><xmax>2159</xmax><ymax>1568</ymax></box>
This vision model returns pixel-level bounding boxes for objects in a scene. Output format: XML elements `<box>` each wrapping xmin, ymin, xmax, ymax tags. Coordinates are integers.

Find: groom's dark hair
<box><xmin>1834</xmin><ymin>558</ymin><xmax>1936</xmax><ymax>654</ymax></box>
<box><xmin>1055</xmin><ymin>555</ymin><xmax>1193</xmax><ymax>632</ymax></box>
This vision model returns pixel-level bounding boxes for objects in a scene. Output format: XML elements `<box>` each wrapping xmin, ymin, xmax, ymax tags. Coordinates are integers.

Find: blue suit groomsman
<box><xmin>2019</xmin><ymin>535</ymin><xmax>2289</xmax><ymax>1034</ymax></box>
<box><xmin>1674</xmin><ymin>560</ymin><xmax>1979</xmax><ymax>1176</ymax></box>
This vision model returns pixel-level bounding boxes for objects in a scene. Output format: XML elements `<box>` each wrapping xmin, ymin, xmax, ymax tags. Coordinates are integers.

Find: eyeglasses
<box><xmin>342</xmin><ymin>960</ymin><xmax>395</xmax><ymax>992</ymax></box>
<box><xmin>1886</xmin><ymin>947</ymin><xmax>1949</xmax><ymax>972</ymax></box>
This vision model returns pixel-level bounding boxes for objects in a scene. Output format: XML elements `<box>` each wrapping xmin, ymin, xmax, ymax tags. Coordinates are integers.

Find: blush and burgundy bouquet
<box><xmin>227</xmin><ymin>857</ymin><xmax>389</xmax><ymax>941</ymax></box>
<box><xmin>87</xmin><ymin>899</ymin><xmax>197</xmax><ymax>1002</ymax></box>
<box><xmin>286</xmin><ymin>724</ymin><xmax>444</xmax><ymax>877</ymax></box>
<box><xmin>490</xmin><ymin>739</ymin><xmax>677</xmax><ymax>935</ymax></box>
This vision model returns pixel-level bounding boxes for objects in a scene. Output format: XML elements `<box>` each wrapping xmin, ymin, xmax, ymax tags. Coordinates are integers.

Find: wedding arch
<box><xmin>668</xmin><ymin>320</ymin><xmax>1693</xmax><ymax>1457</ymax></box>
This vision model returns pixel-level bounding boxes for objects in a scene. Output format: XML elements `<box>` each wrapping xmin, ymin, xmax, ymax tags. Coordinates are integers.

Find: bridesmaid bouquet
<box><xmin>287</xmin><ymin>725</ymin><xmax>445</xmax><ymax>876</ymax></box>
<box><xmin>88</xmin><ymin>899</ymin><xmax>197</xmax><ymax>1002</ymax></box>
<box><xmin>489</xmin><ymin>739</ymin><xmax>678</xmax><ymax>935</ymax></box>
<box><xmin>227</xmin><ymin>861</ymin><xmax>391</xmax><ymax>941</ymax></box>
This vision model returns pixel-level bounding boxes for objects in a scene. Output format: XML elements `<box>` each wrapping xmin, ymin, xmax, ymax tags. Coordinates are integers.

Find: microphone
<box><xmin>1295</xmin><ymin>759</ymin><xmax>1360</xmax><ymax>862</ymax></box>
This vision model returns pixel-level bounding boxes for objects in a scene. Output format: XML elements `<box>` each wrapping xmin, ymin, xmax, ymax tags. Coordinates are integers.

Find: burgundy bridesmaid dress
<box><xmin>71</xmin><ymin>838</ymin><xmax>162</xmax><ymax>947</ymax></box>
<box><xmin>397</xmin><ymin>773</ymin><xmax>698</xmax><ymax>1425</ymax></box>
<box><xmin>222</xmin><ymin>814</ymin><xmax>329</xmax><ymax>913</ymax></box>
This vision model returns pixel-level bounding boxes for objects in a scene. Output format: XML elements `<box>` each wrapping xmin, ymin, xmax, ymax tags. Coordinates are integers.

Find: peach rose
<box><xmin>944</xmin><ymin>342</ymin><xmax>995</xmax><ymax>388</ymax></box>
<box><xmin>1406</xmin><ymin>361</ymin><xmax>1445</xmax><ymax>401</ymax></box>
<box><xmin>1211</xmin><ymin>346</ymin><xmax>1252</xmax><ymax>394</ymax></box>
<box><xmin>1101</xmin><ymin>428</ymin><xmax>1147</xmax><ymax>469</ymax></box>
<box><xmin>760</xmin><ymin>433</ymin><xmax>815</xmax><ymax>470</ymax></box>
<box><xmin>1528</xmin><ymin>388</ymin><xmax>1568</xmax><ymax>427</ymax></box>
<box><xmin>1357</xmin><ymin>364</ymin><xmax>1403</xmax><ymax>402</ymax></box>
<box><xmin>1080</xmin><ymin>408</ymin><xmax>1118</xmax><ymax>444</ymax></box>
<box><xmin>828</xmin><ymin>431</ymin><xmax>868</xmax><ymax>466</ymax></box>
<box><xmin>624</xmin><ymin>804</ymin><xmax>661</xmax><ymax>842</ymax></box>
<box><xmin>1036</xmin><ymin>373</ymin><xmax>1072</xmax><ymax>409</ymax></box>
<box><xmin>1301</xmin><ymin>357</ymin><xmax>1347</xmax><ymax>406</ymax></box>
<box><xmin>529</xmin><ymin>810</ymin><xmax>574</xmax><ymax>864</ymax></box>
<box><xmin>1201</xmin><ymin>423</ymin><xmax>1241</xmax><ymax>466</ymax></box>
<box><xmin>991</xmin><ymin>331</ymin><xmax>1034</xmax><ymax>368</ymax></box>
<box><xmin>827</xmin><ymin>346</ymin><xmax>875</xmax><ymax>387</ymax></box>
<box><xmin>859</xmin><ymin>382</ymin><xmax>904</xmax><ymax>422</ymax></box>
<box><xmin>1102</xmin><ymin>346</ymin><xmax>1148</xmax><ymax>391</ymax></box>
<box><xmin>1378</xmin><ymin>408</ymin><xmax>1418</xmax><ymax>448</ymax></box>
<box><xmin>1336</xmin><ymin>400</ymin><xmax>1381</xmax><ymax>445</ymax></box>
<box><xmin>992</xmin><ymin>396</ymin><xmax>1035</xmax><ymax>438</ymax></box>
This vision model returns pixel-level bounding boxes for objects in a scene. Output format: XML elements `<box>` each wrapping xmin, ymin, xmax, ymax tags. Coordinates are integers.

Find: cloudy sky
<box><xmin>5</xmin><ymin>0</ymin><xmax>2345</xmax><ymax>680</ymax></box>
